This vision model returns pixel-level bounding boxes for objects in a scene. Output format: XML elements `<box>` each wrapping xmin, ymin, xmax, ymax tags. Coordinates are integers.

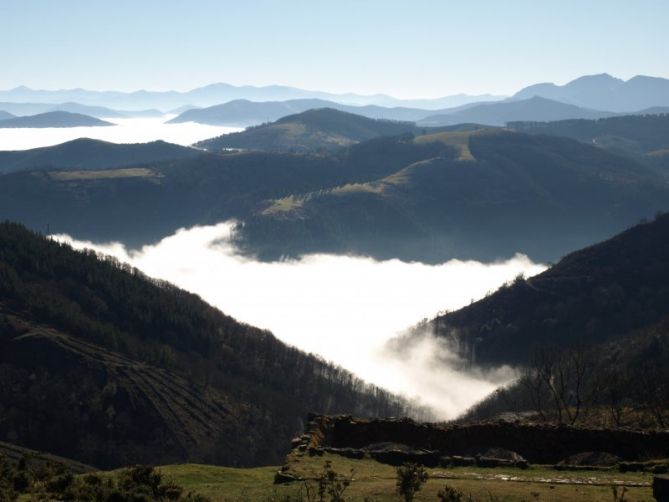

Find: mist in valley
<box><xmin>56</xmin><ymin>222</ymin><xmax>546</xmax><ymax>419</ymax></box>
<box><xmin>0</xmin><ymin>116</ymin><xmax>240</xmax><ymax>150</ymax></box>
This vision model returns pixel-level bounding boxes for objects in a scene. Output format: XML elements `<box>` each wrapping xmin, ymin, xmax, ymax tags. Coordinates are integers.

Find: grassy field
<box><xmin>149</xmin><ymin>452</ymin><xmax>656</xmax><ymax>501</ymax></box>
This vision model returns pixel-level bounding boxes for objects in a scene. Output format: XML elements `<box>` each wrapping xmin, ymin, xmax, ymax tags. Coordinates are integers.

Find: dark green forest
<box><xmin>421</xmin><ymin>213</ymin><xmax>669</xmax><ymax>427</ymax></box>
<box><xmin>0</xmin><ymin>222</ymin><xmax>416</xmax><ymax>469</ymax></box>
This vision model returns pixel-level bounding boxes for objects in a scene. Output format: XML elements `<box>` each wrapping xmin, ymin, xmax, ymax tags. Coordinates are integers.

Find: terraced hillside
<box><xmin>0</xmin><ymin>222</ymin><xmax>415</xmax><ymax>468</ymax></box>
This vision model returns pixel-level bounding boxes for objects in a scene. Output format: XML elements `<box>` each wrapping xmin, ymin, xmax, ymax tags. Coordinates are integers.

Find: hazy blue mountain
<box><xmin>0</xmin><ymin>138</ymin><xmax>200</xmax><ymax>173</ymax></box>
<box><xmin>0</xmin><ymin>111</ymin><xmax>113</xmax><ymax>128</ymax></box>
<box><xmin>0</xmin><ymin>110</ymin><xmax>14</xmax><ymax>120</ymax></box>
<box><xmin>195</xmin><ymin>108</ymin><xmax>419</xmax><ymax>152</ymax></box>
<box><xmin>0</xmin><ymin>84</ymin><xmax>505</xmax><ymax>111</ymax></box>
<box><xmin>168</xmin><ymin>99</ymin><xmax>333</xmax><ymax>126</ymax></box>
<box><xmin>512</xmin><ymin>73</ymin><xmax>669</xmax><ymax>112</ymax></box>
<box><xmin>169</xmin><ymin>99</ymin><xmax>437</xmax><ymax>127</ymax></box>
<box><xmin>0</xmin><ymin>102</ymin><xmax>162</xmax><ymax>118</ymax></box>
<box><xmin>418</xmin><ymin>96</ymin><xmax>614</xmax><ymax>127</ymax></box>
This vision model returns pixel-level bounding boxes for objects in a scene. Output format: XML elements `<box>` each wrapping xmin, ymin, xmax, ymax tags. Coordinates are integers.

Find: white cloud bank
<box><xmin>0</xmin><ymin>116</ymin><xmax>240</xmax><ymax>150</ymax></box>
<box><xmin>55</xmin><ymin>222</ymin><xmax>546</xmax><ymax>419</ymax></box>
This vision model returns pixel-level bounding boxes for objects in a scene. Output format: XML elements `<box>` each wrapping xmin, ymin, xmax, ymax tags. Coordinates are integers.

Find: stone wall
<box><xmin>299</xmin><ymin>414</ymin><xmax>669</xmax><ymax>464</ymax></box>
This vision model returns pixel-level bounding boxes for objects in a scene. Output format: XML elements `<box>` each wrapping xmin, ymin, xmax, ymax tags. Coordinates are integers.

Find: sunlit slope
<box><xmin>236</xmin><ymin>130</ymin><xmax>669</xmax><ymax>262</ymax></box>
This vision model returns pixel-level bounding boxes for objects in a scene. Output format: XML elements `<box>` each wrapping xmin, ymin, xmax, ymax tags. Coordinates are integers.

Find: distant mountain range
<box><xmin>0</xmin><ymin>110</ymin><xmax>14</xmax><ymax>121</ymax></box>
<box><xmin>511</xmin><ymin>73</ymin><xmax>669</xmax><ymax>112</ymax></box>
<box><xmin>0</xmin><ymin>84</ymin><xmax>503</xmax><ymax>111</ymax></box>
<box><xmin>0</xmin><ymin>138</ymin><xmax>200</xmax><ymax>174</ymax></box>
<box><xmin>417</xmin><ymin>96</ymin><xmax>615</xmax><ymax>126</ymax></box>
<box><xmin>0</xmin><ymin>102</ymin><xmax>161</xmax><ymax>119</ymax></box>
<box><xmin>169</xmin><ymin>95</ymin><xmax>667</xmax><ymax>130</ymax></box>
<box><xmin>0</xmin><ymin>111</ymin><xmax>113</xmax><ymax>128</ymax></box>
<box><xmin>2</xmin><ymin>74</ymin><xmax>668</xmax><ymax>127</ymax></box>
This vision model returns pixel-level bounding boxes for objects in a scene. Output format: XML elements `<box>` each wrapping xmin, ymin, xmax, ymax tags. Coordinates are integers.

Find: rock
<box><xmin>653</xmin><ymin>475</ymin><xmax>669</xmax><ymax>502</ymax></box>
<box><xmin>653</xmin><ymin>464</ymin><xmax>669</xmax><ymax>474</ymax></box>
<box><xmin>448</xmin><ymin>455</ymin><xmax>477</xmax><ymax>467</ymax></box>
<box><xmin>274</xmin><ymin>468</ymin><xmax>300</xmax><ymax>484</ymax></box>
<box><xmin>290</xmin><ymin>437</ymin><xmax>302</xmax><ymax>448</ymax></box>
<box><xmin>557</xmin><ymin>451</ymin><xmax>620</xmax><ymax>467</ymax></box>
<box><xmin>370</xmin><ymin>449</ymin><xmax>440</xmax><ymax>467</ymax></box>
<box><xmin>323</xmin><ymin>447</ymin><xmax>365</xmax><ymax>459</ymax></box>
<box><xmin>619</xmin><ymin>461</ymin><xmax>646</xmax><ymax>473</ymax></box>
<box><xmin>481</xmin><ymin>448</ymin><xmax>527</xmax><ymax>463</ymax></box>
<box><xmin>477</xmin><ymin>448</ymin><xmax>529</xmax><ymax>469</ymax></box>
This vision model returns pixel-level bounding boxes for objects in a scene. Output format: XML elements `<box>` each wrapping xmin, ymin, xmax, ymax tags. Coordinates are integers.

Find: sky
<box><xmin>2</xmin><ymin>0</ymin><xmax>668</xmax><ymax>98</ymax></box>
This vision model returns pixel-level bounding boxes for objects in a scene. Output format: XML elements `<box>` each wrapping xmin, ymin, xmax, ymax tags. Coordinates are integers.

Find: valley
<box><xmin>2</xmin><ymin>6</ymin><xmax>669</xmax><ymax>497</ymax></box>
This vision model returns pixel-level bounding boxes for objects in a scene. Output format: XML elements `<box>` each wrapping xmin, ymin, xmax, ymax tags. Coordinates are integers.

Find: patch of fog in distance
<box><xmin>0</xmin><ymin>115</ymin><xmax>241</xmax><ymax>150</ymax></box>
<box><xmin>55</xmin><ymin>223</ymin><xmax>547</xmax><ymax>419</ymax></box>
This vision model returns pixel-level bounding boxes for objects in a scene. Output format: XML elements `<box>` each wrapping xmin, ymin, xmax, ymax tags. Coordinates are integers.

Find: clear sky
<box><xmin>2</xmin><ymin>0</ymin><xmax>668</xmax><ymax>98</ymax></box>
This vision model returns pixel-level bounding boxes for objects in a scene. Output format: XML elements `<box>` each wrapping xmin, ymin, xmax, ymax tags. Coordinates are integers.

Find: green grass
<box><xmin>127</xmin><ymin>453</ymin><xmax>656</xmax><ymax>501</ymax></box>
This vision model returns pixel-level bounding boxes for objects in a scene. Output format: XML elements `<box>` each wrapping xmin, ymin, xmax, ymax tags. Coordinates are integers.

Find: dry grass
<box><xmin>49</xmin><ymin>168</ymin><xmax>155</xmax><ymax>180</ymax></box>
<box><xmin>414</xmin><ymin>131</ymin><xmax>478</xmax><ymax>161</ymax></box>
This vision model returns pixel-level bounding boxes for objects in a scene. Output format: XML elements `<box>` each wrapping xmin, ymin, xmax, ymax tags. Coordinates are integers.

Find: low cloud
<box><xmin>55</xmin><ymin>222</ymin><xmax>546</xmax><ymax>419</ymax></box>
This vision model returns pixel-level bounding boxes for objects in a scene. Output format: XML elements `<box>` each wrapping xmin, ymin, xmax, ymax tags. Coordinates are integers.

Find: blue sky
<box><xmin>2</xmin><ymin>0</ymin><xmax>668</xmax><ymax>97</ymax></box>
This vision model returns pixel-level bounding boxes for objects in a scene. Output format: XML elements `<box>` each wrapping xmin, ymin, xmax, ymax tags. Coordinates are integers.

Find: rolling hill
<box><xmin>235</xmin><ymin>129</ymin><xmax>669</xmax><ymax>263</ymax></box>
<box><xmin>0</xmin><ymin>222</ymin><xmax>413</xmax><ymax>468</ymax></box>
<box><xmin>0</xmin><ymin>134</ymin><xmax>446</xmax><ymax>247</ymax></box>
<box><xmin>195</xmin><ymin>108</ymin><xmax>419</xmax><ymax>152</ymax></box>
<box><xmin>1</xmin><ymin>125</ymin><xmax>667</xmax><ymax>264</ymax></box>
<box><xmin>509</xmin><ymin>113</ymin><xmax>669</xmax><ymax>158</ymax></box>
<box><xmin>0</xmin><ymin>110</ymin><xmax>14</xmax><ymax>121</ymax></box>
<box><xmin>168</xmin><ymin>98</ymin><xmax>335</xmax><ymax>126</ymax></box>
<box><xmin>417</xmin><ymin>96</ymin><xmax>614</xmax><ymax>127</ymax></box>
<box><xmin>0</xmin><ymin>138</ymin><xmax>201</xmax><ymax>174</ymax></box>
<box><xmin>0</xmin><ymin>111</ymin><xmax>113</xmax><ymax>128</ymax></box>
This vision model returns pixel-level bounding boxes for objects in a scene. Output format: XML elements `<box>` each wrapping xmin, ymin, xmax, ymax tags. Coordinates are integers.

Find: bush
<box><xmin>395</xmin><ymin>463</ymin><xmax>428</xmax><ymax>502</ymax></box>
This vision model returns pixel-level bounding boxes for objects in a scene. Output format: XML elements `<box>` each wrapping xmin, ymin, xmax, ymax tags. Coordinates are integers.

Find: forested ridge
<box><xmin>0</xmin><ymin>222</ymin><xmax>416</xmax><ymax>468</ymax></box>
<box><xmin>421</xmin><ymin>213</ymin><xmax>669</xmax><ymax>428</ymax></box>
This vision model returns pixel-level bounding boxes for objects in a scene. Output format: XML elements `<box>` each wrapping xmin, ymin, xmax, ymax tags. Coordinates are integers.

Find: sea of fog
<box><xmin>0</xmin><ymin>116</ymin><xmax>240</xmax><ymax>150</ymax></box>
<box><xmin>56</xmin><ymin>223</ymin><xmax>546</xmax><ymax>419</ymax></box>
